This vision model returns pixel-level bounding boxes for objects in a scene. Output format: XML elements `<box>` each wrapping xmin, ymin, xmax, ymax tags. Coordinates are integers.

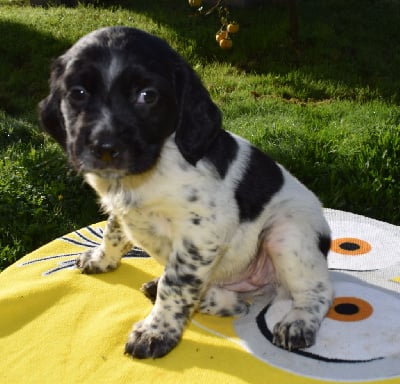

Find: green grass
<box><xmin>0</xmin><ymin>111</ymin><xmax>101</xmax><ymax>268</ymax></box>
<box><xmin>0</xmin><ymin>0</ymin><xmax>399</xmax><ymax>269</ymax></box>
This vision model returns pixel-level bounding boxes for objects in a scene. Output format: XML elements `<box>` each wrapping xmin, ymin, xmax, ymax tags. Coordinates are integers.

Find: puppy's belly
<box><xmin>219</xmin><ymin>250</ymin><xmax>275</xmax><ymax>292</ymax></box>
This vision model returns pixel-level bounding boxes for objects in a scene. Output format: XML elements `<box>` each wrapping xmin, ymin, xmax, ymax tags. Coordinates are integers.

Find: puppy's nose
<box><xmin>90</xmin><ymin>142</ymin><xmax>120</xmax><ymax>163</ymax></box>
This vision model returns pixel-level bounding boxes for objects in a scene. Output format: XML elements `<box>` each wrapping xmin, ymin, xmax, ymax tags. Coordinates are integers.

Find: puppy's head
<box><xmin>39</xmin><ymin>26</ymin><xmax>221</xmax><ymax>177</ymax></box>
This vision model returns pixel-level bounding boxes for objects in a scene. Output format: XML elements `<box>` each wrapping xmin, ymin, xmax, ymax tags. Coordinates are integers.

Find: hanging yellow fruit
<box><xmin>227</xmin><ymin>22</ymin><xmax>239</xmax><ymax>34</ymax></box>
<box><xmin>188</xmin><ymin>0</ymin><xmax>202</xmax><ymax>7</ymax></box>
<box><xmin>219</xmin><ymin>37</ymin><xmax>233</xmax><ymax>50</ymax></box>
<box><xmin>215</xmin><ymin>30</ymin><xmax>228</xmax><ymax>43</ymax></box>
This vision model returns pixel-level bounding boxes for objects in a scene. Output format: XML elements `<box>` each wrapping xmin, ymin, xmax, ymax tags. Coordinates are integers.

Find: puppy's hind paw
<box><xmin>199</xmin><ymin>286</ymin><xmax>250</xmax><ymax>316</ymax></box>
<box><xmin>272</xmin><ymin>318</ymin><xmax>317</xmax><ymax>350</ymax></box>
<box><xmin>215</xmin><ymin>300</ymin><xmax>250</xmax><ymax>317</ymax></box>
<box><xmin>140</xmin><ymin>278</ymin><xmax>159</xmax><ymax>303</ymax></box>
<box><xmin>76</xmin><ymin>248</ymin><xmax>119</xmax><ymax>274</ymax></box>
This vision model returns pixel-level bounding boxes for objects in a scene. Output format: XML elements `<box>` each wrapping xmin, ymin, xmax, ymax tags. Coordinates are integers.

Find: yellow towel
<box><xmin>1</xmin><ymin>209</ymin><xmax>399</xmax><ymax>384</ymax></box>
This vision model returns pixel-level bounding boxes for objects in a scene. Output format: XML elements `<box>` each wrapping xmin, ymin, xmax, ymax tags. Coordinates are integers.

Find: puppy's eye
<box><xmin>68</xmin><ymin>86</ymin><xmax>89</xmax><ymax>103</ymax></box>
<box><xmin>136</xmin><ymin>88</ymin><xmax>158</xmax><ymax>105</ymax></box>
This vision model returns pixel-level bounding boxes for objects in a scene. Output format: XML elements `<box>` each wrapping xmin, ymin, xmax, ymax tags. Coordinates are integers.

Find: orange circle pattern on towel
<box><xmin>326</xmin><ymin>296</ymin><xmax>373</xmax><ymax>322</ymax></box>
<box><xmin>331</xmin><ymin>237</ymin><xmax>372</xmax><ymax>255</ymax></box>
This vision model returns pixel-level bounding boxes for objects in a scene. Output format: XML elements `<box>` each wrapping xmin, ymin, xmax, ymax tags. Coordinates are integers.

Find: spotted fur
<box><xmin>39</xmin><ymin>26</ymin><xmax>333</xmax><ymax>359</ymax></box>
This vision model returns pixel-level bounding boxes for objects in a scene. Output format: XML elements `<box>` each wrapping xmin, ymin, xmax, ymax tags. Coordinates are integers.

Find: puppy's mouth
<box><xmin>85</xmin><ymin>167</ymin><xmax>129</xmax><ymax>179</ymax></box>
<box><xmin>77</xmin><ymin>161</ymin><xmax>130</xmax><ymax>179</ymax></box>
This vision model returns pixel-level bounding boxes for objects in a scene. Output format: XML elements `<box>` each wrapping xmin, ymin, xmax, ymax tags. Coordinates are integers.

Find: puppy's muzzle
<box><xmin>82</xmin><ymin>134</ymin><xmax>130</xmax><ymax>176</ymax></box>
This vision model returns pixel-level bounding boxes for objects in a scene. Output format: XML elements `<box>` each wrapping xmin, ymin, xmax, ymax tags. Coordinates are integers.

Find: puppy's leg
<box><xmin>76</xmin><ymin>215</ymin><xmax>131</xmax><ymax>274</ymax></box>
<box><xmin>267</xmin><ymin>223</ymin><xmax>333</xmax><ymax>350</ymax></box>
<box><xmin>125</xmin><ymin>238</ymin><xmax>219</xmax><ymax>359</ymax></box>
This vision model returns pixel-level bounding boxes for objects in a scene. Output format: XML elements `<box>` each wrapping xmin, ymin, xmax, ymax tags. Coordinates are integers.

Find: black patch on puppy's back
<box><xmin>235</xmin><ymin>147</ymin><xmax>284</xmax><ymax>222</ymax></box>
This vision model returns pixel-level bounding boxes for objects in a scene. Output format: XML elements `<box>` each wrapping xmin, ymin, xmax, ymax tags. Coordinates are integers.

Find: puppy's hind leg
<box><xmin>267</xmin><ymin>223</ymin><xmax>333</xmax><ymax>350</ymax></box>
<box><xmin>76</xmin><ymin>215</ymin><xmax>131</xmax><ymax>274</ymax></box>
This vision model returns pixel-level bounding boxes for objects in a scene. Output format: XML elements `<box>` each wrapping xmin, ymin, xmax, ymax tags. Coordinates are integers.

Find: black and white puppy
<box><xmin>39</xmin><ymin>26</ymin><xmax>333</xmax><ymax>359</ymax></box>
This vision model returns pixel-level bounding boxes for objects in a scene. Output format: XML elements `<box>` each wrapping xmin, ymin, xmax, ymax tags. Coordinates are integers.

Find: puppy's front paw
<box><xmin>76</xmin><ymin>248</ymin><xmax>119</xmax><ymax>274</ymax></box>
<box><xmin>125</xmin><ymin>320</ymin><xmax>180</xmax><ymax>359</ymax></box>
<box><xmin>272</xmin><ymin>317</ymin><xmax>317</xmax><ymax>350</ymax></box>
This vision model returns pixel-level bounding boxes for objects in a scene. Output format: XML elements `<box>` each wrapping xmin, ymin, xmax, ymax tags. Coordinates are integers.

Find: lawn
<box><xmin>0</xmin><ymin>0</ymin><xmax>399</xmax><ymax>270</ymax></box>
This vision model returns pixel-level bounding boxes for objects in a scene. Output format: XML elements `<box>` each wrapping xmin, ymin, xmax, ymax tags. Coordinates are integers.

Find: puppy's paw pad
<box><xmin>76</xmin><ymin>249</ymin><xmax>118</xmax><ymax>274</ymax></box>
<box><xmin>125</xmin><ymin>323</ymin><xmax>179</xmax><ymax>359</ymax></box>
<box><xmin>272</xmin><ymin>319</ymin><xmax>316</xmax><ymax>350</ymax></box>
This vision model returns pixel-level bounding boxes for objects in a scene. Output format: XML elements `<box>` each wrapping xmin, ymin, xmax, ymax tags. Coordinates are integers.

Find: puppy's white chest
<box><xmin>124</xmin><ymin>204</ymin><xmax>173</xmax><ymax>238</ymax></box>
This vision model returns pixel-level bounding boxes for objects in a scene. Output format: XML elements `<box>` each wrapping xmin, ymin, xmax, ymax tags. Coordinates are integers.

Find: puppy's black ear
<box><xmin>174</xmin><ymin>62</ymin><xmax>222</xmax><ymax>165</ymax></box>
<box><xmin>38</xmin><ymin>58</ymin><xmax>67</xmax><ymax>150</ymax></box>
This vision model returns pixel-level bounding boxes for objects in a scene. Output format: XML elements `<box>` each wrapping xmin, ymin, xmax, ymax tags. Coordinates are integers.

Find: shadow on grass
<box><xmin>106</xmin><ymin>0</ymin><xmax>400</xmax><ymax>103</ymax></box>
<box><xmin>0</xmin><ymin>20</ymin><xmax>71</xmax><ymax>114</ymax></box>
